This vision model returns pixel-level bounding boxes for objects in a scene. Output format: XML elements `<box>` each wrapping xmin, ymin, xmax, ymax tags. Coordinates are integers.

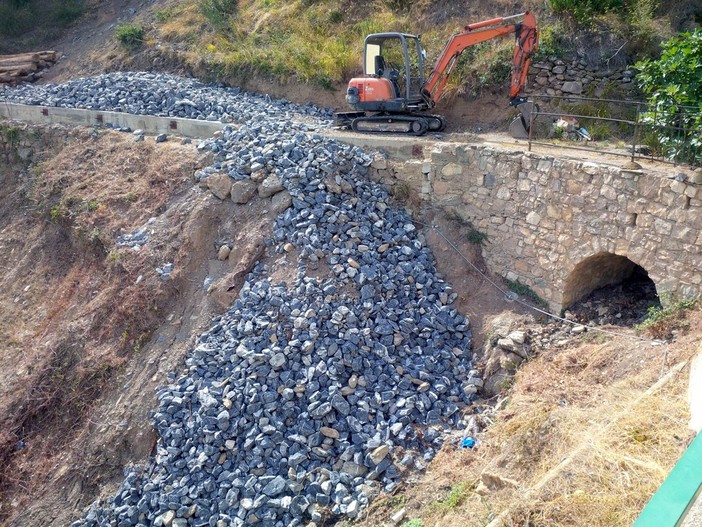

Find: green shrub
<box><xmin>199</xmin><ymin>0</ymin><xmax>237</xmax><ymax>30</ymax></box>
<box><xmin>467</xmin><ymin>228</ymin><xmax>488</xmax><ymax>245</ymax></box>
<box><xmin>535</xmin><ymin>22</ymin><xmax>568</xmax><ymax>60</ymax></box>
<box><xmin>549</xmin><ymin>0</ymin><xmax>624</xmax><ymax>24</ymax></box>
<box><xmin>328</xmin><ymin>10</ymin><xmax>343</xmax><ymax>24</ymax></box>
<box><xmin>635</xmin><ymin>297</ymin><xmax>697</xmax><ymax>340</ymax></box>
<box><xmin>385</xmin><ymin>0</ymin><xmax>412</xmax><ymax>13</ymax></box>
<box><xmin>154</xmin><ymin>9</ymin><xmax>172</xmax><ymax>22</ymax></box>
<box><xmin>53</xmin><ymin>0</ymin><xmax>84</xmax><ymax>25</ymax></box>
<box><xmin>115</xmin><ymin>23</ymin><xmax>145</xmax><ymax>48</ymax></box>
<box><xmin>0</xmin><ymin>3</ymin><xmax>33</xmax><ymax>36</ymax></box>
<box><xmin>0</xmin><ymin>125</ymin><xmax>21</xmax><ymax>146</ymax></box>
<box><xmin>434</xmin><ymin>483</ymin><xmax>469</xmax><ymax>510</ymax></box>
<box><xmin>636</xmin><ymin>29</ymin><xmax>702</xmax><ymax>165</ymax></box>
<box><xmin>586</xmin><ymin>121</ymin><xmax>615</xmax><ymax>140</ymax></box>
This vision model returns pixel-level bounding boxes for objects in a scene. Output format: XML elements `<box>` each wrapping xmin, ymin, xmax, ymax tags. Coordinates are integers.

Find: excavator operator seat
<box><xmin>374</xmin><ymin>55</ymin><xmax>385</xmax><ymax>77</ymax></box>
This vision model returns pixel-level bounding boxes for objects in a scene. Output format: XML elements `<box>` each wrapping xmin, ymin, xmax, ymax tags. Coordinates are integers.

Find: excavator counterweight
<box><xmin>334</xmin><ymin>11</ymin><xmax>538</xmax><ymax>137</ymax></box>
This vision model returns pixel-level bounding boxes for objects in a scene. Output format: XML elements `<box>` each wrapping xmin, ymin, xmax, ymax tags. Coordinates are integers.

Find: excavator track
<box><xmin>349</xmin><ymin>114</ymin><xmax>446</xmax><ymax>136</ymax></box>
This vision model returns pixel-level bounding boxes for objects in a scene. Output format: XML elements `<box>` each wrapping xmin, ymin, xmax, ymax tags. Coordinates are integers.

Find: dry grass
<box><xmin>150</xmin><ymin>0</ymin><xmax>544</xmax><ymax>87</ymax></box>
<box><xmin>356</xmin><ymin>307</ymin><xmax>701</xmax><ymax>527</ymax></box>
<box><xmin>0</xmin><ymin>127</ymin><xmax>205</xmax><ymax>523</ymax></box>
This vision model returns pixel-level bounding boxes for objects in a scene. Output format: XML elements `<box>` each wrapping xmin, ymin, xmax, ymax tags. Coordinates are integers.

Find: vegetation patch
<box><xmin>636</xmin><ymin>297</ymin><xmax>698</xmax><ymax>340</ymax></box>
<box><xmin>0</xmin><ymin>0</ymin><xmax>84</xmax><ymax>44</ymax></box>
<box><xmin>504</xmin><ymin>277</ymin><xmax>548</xmax><ymax>309</ymax></box>
<box><xmin>433</xmin><ymin>482</ymin><xmax>470</xmax><ymax>510</ymax></box>
<box><xmin>636</xmin><ymin>29</ymin><xmax>702</xmax><ymax>165</ymax></box>
<box><xmin>115</xmin><ymin>22</ymin><xmax>146</xmax><ymax>48</ymax></box>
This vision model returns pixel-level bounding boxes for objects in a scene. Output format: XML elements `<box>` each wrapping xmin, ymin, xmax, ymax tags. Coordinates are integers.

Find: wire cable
<box><xmin>414</xmin><ymin>217</ymin><xmax>665</xmax><ymax>344</ymax></box>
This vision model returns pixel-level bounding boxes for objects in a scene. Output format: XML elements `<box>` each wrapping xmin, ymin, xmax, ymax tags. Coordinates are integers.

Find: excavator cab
<box><xmin>346</xmin><ymin>33</ymin><xmax>429</xmax><ymax>113</ymax></box>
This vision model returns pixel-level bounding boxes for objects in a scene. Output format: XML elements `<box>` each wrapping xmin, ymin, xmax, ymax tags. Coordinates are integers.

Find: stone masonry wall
<box><xmin>528</xmin><ymin>59</ymin><xmax>637</xmax><ymax>98</ymax></box>
<box><xmin>369</xmin><ymin>144</ymin><xmax>702</xmax><ymax>313</ymax></box>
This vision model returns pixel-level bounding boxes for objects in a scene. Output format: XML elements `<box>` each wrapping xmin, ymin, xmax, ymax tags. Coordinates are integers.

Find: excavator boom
<box><xmin>423</xmin><ymin>11</ymin><xmax>538</xmax><ymax>106</ymax></box>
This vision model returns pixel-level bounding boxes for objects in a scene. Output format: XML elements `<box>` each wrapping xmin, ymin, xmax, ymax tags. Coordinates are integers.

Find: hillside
<box><xmin>0</xmin><ymin>86</ymin><xmax>699</xmax><ymax>527</ymax></box>
<box><xmin>3</xmin><ymin>0</ymin><xmax>702</xmax><ymax>129</ymax></box>
<box><xmin>0</xmin><ymin>2</ymin><xmax>701</xmax><ymax>527</ymax></box>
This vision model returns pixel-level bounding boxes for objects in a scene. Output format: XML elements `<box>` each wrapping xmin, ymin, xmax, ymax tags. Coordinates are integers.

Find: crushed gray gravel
<box><xmin>8</xmin><ymin>73</ymin><xmax>477</xmax><ymax>527</ymax></box>
<box><xmin>0</xmin><ymin>71</ymin><xmax>333</xmax><ymax>123</ymax></box>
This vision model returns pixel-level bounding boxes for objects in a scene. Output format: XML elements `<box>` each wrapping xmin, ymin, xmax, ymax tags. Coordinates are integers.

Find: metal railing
<box><xmin>524</xmin><ymin>94</ymin><xmax>702</xmax><ymax>168</ymax></box>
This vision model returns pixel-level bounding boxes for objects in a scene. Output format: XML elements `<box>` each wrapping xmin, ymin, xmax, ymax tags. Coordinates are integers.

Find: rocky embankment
<box><xmin>1</xmin><ymin>73</ymin><xmax>478</xmax><ymax>527</ymax></box>
<box><xmin>0</xmin><ymin>72</ymin><xmax>332</xmax><ymax>123</ymax></box>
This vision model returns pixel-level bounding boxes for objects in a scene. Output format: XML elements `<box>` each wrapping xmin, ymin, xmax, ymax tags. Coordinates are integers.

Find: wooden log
<box><xmin>0</xmin><ymin>51</ymin><xmax>57</xmax><ymax>66</ymax></box>
<box><xmin>0</xmin><ymin>62</ymin><xmax>38</xmax><ymax>75</ymax></box>
<box><xmin>0</xmin><ymin>53</ymin><xmax>40</xmax><ymax>66</ymax></box>
<box><xmin>0</xmin><ymin>50</ymin><xmax>58</xmax><ymax>85</ymax></box>
<box><xmin>37</xmin><ymin>51</ymin><xmax>58</xmax><ymax>61</ymax></box>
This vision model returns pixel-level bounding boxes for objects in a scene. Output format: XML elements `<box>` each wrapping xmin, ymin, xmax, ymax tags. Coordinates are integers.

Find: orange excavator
<box><xmin>335</xmin><ymin>11</ymin><xmax>538</xmax><ymax>137</ymax></box>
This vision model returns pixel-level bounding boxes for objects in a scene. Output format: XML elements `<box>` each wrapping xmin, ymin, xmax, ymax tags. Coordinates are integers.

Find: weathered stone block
<box><xmin>653</xmin><ymin>218</ymin><xmax>673</xmax><ymax>235</ymax></box>
<box><xmin>441</xmin><ymin>163</ymin><xmax>463</xmax><ymax>177</ymax></box>
<box><xmin>396</xmin><ymin>160</ymin><xmax>425</xmax><ymax>186</ymax></box>
<box><xmin>258</xmin><ymin>175</ymin><xmax>284</xmax><ymax>198</ymax></box>
<box><xmin>669</xmin><ymin>179</ymin><xmax>687</xmax><ymax>194</ymax></box>
<box><xmin>496</xmin><ymin>187</ymin><xmax>511</xmax><ymax>200</ymax></box>
<box><xmin>599</xmin><ymin>184</ymin><xmax>617</xmax><ymax>200</ymax></box>
<box><xmin>526</xmin><ymin>211</ymin><xmax>541</xmax><ymax>225</ymax></box>
<box><xmin>207</xmin><ymin>173</ymin><xmax>232</xmax><ymax>200</ymax></box>
<box><xmin>672</xmin><ymin>225</ymin><xmax>698</xmax><ymax>243</ymax></box>
<box><xmin>370</xmin><ymin>154</ymin><xmax>387</xmax><ymax>170</ymax></box>
<box><xmin>231</xmin><ymin>180</ymin><xmax>258</xmax><ymax>204</ymax></box>
<box><xmin>517</xmin><ymin>178</ymin><xmax>532</xmax><ymax>192</ymax></box>
<box><xmin>562</xmin><ymin>80</ymin><xmax>583</xmax><ymax>94</ymax></box>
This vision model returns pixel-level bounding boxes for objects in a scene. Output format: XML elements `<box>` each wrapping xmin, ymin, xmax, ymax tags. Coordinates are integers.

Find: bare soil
<box><xmin>1</xmin><ymin>4</ymin><xmax>700</xmax><ymax>526</ymax></box>
<box><xmin>0</xmin><ymin>126</ymin><xmax>292</xmax><ymax>526</ymax></box>
<box><xmin>0</xmin><ymin>123</ymin><xmax>698</xmax><ymax>527</ymax></box>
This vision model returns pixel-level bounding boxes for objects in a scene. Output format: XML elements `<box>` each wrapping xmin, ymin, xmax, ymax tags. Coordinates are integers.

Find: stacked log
<box><xmin>0</xmin><ymin>51</ymin><xmax>59</xmax><ymax>87</ymax></box>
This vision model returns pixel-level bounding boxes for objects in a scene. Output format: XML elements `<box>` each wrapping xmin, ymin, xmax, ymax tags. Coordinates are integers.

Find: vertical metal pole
<box><xmin>632</xmin><ymin>102</ymin><xmax>640</xmax><ymax>163</ymax></box>
<box><xmin>528</xmin><ymin>97</ymin><xmax>534</xmax><ymax>152</ymax></box>
<box><xmin>652</xmin><ymin>105</ymin><xmax>657</xmax><ymax>162</ymax></box>
<box><xmin>673</xmin><ymin>114</ymin><xmax>682</xmax><ymax>167</ymax></box>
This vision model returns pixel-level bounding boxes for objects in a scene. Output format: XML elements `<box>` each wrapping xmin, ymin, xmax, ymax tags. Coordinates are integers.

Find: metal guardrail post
<box><xmin>632</xmin><ymin>103</ymin><xmax>641</xmax><ymax>163</ymax></box>
<box><xmin>633</xmin><ymin>432</ymin><xmax>702</xmax><ymax>527</ymax></box>
<box><xmin>528</xmin><ymin>97</ymin><xmax>534</xmax><ymax>152</ymax></box>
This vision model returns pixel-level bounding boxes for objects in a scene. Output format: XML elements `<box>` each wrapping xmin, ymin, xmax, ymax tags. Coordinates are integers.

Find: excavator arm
<box><xmin>423</xmin><ymin>12</ymin><xmax>538</xmax><ymax>107</ymax></box>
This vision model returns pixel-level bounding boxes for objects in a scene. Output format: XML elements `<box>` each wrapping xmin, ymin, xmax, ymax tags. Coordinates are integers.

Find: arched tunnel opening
<box><xmin>562</xmin><ymin>252</ymin><xmax>660</xmax><ymax>326</ymax></box>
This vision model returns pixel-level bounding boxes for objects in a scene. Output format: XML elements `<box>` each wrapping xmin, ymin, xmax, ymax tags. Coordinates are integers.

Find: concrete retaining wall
<box><xmin>0</xmin><ymin>102</ymin><xmax>225</xmax><ymax>139</ymax></box>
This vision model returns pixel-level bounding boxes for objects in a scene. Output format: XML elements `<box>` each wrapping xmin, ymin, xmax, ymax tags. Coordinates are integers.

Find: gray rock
<box><xmin>561</xmin><ymin>81</ymin><xmax>583</xmax><ymax>94</ymax></box>
<box><xmin>258</xmin><ymin>175</ymin><xmax>284</xmax><ymax>198</ymax></box>
<box><xmin>262</xmin><ymin>475</ymin><xmax>287</xmax><ymax>496</ymax></box>
<box><xmin>41</xmin><ymin>70</ymin><xmax>474</xmax><ymax>527</ymax></box>
<box><xmin>271</xmin><ymin>190</ymin><xmax>292</xmax><ymax>213</ymax></box>
<box><xmin>231</xmin><ymin>180</ymin><xmax>258</xmax><ymax>204</ymax></box>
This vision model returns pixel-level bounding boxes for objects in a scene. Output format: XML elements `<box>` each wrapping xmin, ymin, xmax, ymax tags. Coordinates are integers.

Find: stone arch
<box><xmin>562</xmin><ymin>252</ymin><xmax>657</xmax><ymax>309</ymax></box>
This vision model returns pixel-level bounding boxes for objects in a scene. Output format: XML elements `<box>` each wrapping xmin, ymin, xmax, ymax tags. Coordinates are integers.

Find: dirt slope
<box><xmin>0</xmin><ymin>125</ymin><xmax>292</xmax><ymax>526</ymax></box>
<box><xmin>0</xmin><ymin>124</ymin><xmax>698</xmax><ymax>527</ymax></box>
<box><xmin>353</xmin><ymin>309</ymin><xmax>701</xmax><ymax>527</ymax></box>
